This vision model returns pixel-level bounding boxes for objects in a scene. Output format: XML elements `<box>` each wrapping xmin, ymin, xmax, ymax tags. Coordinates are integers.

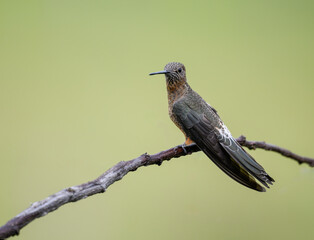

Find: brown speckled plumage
<box><xmin>150</xmin><ymin>62</ymin><xmax>274</xmax><ymax>192</ymax></box>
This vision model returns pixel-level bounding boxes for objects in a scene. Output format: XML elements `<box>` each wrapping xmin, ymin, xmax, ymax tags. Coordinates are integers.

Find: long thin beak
<box><xmin>149</xmin><ymin>70</ymin><xmax>169</xmax><ymax>76</ymax></box>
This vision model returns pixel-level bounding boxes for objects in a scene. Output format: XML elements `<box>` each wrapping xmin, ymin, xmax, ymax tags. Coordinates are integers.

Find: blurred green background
<box><xmin>1</xmin><ymin>0</ymin><xmax>314</xmax><ymax>239</ymax></box>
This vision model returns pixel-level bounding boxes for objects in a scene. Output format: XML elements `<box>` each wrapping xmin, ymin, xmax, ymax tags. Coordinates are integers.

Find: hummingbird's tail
<box><xmin>198</xmin><ymin>141</ymin><xmax>267</xmax><ymax>192</ymax></box>
<box><xmin>218</xmin><ymin>134</ymin><xmax>275</xmax><ymax>189</ymax></box>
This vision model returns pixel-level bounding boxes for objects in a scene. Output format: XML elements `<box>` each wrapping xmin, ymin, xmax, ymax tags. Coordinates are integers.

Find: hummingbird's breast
<box><xmin>167</xmin><ymin>82</ymin><xmax>222</xmax><ymax>136</ymax></box>
<box><xmin>167</xmin><ymin>82</ymin><xmax>190</xmax><ymax>133</ymax></box>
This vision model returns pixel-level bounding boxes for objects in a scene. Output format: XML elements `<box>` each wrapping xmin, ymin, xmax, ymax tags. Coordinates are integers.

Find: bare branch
<box><xmin>0</xmin><ymin>136</ymin><xmax>313</xmax><ymax>239</ymax></box>
<box><xmin>236</xmin><ymin>135</ymin><xmax>314</xmax><ymax>166</ymax></box>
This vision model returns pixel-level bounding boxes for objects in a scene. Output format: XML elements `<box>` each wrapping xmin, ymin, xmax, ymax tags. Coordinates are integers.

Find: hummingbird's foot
<box><xmin>174</xmin><ymin>144</ymin><xmax>187</xmax><ymax>154</ymax></box>
<box><xmin>174</xmin><ymin>142</ymin><xmax>197</xmax><ymax>155</ymax></box>
<box><xmin>181</xmin><ymin>142</ymin><xmax>198</xmax><ymax>154</ymax></box>
<box><xmin>181</xmin><ymin>143</ymin><xmax>188</xmax><ymax>154</ymax></box>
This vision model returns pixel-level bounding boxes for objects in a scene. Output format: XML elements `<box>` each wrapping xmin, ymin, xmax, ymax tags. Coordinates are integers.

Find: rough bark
<box><xmin>0</xmin><ymin>136</ymin><xmax>313</xmax><ymax>239</ymax></box>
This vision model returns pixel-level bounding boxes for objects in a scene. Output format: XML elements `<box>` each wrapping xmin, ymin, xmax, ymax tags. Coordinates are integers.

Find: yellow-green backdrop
<box><xmin>1</xmin><ymin>0</ymin><xmax>314</xmax><ymax>239</ymax></box>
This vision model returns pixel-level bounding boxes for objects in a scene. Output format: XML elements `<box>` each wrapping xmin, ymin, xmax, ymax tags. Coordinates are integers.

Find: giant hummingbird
<box><xmin>149</xmin><ymin>62</ymin><xmax>274</xmax><ymax>192</ymax></box>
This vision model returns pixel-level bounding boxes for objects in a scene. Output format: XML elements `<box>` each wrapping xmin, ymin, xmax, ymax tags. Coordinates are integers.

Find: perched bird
<box><xmin>149</xmin><ymin>62</ymin><xmax>274</xmax><ymax>192</ymax></box>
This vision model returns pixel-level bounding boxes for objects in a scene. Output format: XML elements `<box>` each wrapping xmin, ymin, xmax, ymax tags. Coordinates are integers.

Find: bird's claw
<box><xmin>174</xmin><ymin>144</ymin><xmax>188</xmax><ymax>154</ymax></box>
<box><xmin>181</xmin><ymin>143</ymin><xmax>188</xmax><ymax>154</ymax></box>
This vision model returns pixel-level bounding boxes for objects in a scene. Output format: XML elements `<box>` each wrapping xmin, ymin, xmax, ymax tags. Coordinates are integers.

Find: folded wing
<box><xmin>173</xmin><ymin>100</ymin><xmax>274</xmax><ymax>192</ymax></box>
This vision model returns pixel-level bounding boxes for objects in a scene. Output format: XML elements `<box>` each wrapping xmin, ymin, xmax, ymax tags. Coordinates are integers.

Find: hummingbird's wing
<box><xmin>173</xmin><ymin>100</ymin><xmax>271</xmax><ymax>192</ymax></box>
<box><xmin>216</xmin><ymin>124</ymin><xmax>274</xmax><ymax>188</ymax></box>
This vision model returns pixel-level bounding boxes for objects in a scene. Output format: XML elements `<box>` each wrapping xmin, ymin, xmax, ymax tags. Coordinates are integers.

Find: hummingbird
<box><xmin>149</xmin><ymin>62</ymin><xmax>274</xmax><ymax>192</ymax></box>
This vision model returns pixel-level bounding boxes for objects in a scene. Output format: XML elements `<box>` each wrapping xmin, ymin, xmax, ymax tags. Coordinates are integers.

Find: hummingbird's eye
<box><xmin>178</xmin><ymin>68</ymin><xmax>182</xmax><ymax>73</ymax></box>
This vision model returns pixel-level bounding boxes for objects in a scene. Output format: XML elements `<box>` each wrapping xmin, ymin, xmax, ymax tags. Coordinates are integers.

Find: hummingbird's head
<box><xmin>149</xmin><ymin>62</ymin><xmax>187</xmax><ymax>86</ymax></box>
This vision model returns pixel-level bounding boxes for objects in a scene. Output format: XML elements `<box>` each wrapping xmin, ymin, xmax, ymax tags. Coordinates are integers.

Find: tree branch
<box><xmin>236</xmin><ymin>135</ymin><xmax>314</xmax><ymax>166</ymax></box>
<box><xmin>0</xmin><ymin>136</ymin><xmax>313</xmax><ymax>239</ymax></box>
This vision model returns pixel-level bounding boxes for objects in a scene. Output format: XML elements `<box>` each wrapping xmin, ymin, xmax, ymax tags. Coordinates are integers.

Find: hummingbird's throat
<box><xmin>166</xmin><ymin>79</ymin><xmax>189</xmax><ymax>105</ymax></box>
<box><xmin>166</xmin><ymin>76</ymin><xmax>187</xmax><ymax>91</ymax></box>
